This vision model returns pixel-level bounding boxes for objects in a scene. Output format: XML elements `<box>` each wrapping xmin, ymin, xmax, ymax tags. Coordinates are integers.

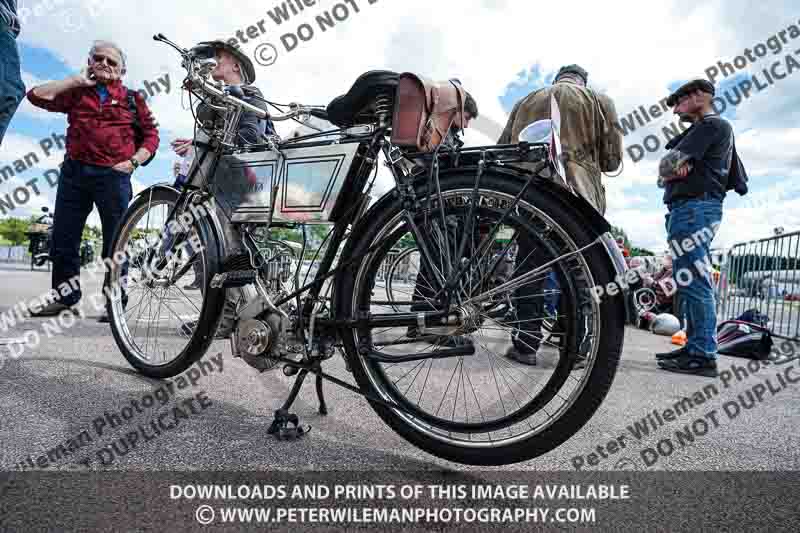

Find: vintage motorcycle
<box><xmin>26</xmin><ymin>206</ymin><xmax>53</xmax><ymax>271</ymax></box>
<box><xmin>106</xmin><ymin>35</ymin><xmax>628</xmax><ymax>465</ymax></box>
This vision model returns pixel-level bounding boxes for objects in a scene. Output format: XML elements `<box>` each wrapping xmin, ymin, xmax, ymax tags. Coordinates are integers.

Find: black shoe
<box><xmin>505</xmin><ymin>346</ymin><xmax>537</xmax><ymax>365</ymax></box>
<box><xmin>180</xmin><ymin>320</ymin><xmax>198</xmax><ymax>336</ymax></box>
<box><xmin>655</xmin><ymin>346</ymin><xmax>688</xmax><ymax>360</ymax></box>
<box><xmin>97</xmin><ymin>312</ymin><xmax>110</xmax><ymax>323</ymax></box>
<box><xmin>657</xmin><ymin>353</ymin><xmax>718</xmax><ymax>377</ymax></box>
<box><xmin>30</xmin><ymin>301</ymin><xmax>77</xmax><ymax>317</ymax></box>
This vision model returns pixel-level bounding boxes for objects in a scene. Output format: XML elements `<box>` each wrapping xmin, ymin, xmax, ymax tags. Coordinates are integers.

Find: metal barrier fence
<box><xmin>0</xmin><ymin>246</ymin><xmax>29</xmax><ymax>263</ymax></box>
<box><xmin>717</xmin><ymin>230</ymin><xmax>800</xmax><ymax>338</ymax></box>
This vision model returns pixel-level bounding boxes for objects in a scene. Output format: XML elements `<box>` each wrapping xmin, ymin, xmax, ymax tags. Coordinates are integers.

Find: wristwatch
<box><xmin>129</xmin><ymin>157</ymin><xmax>140</xmax><ymax>171</ymax></box>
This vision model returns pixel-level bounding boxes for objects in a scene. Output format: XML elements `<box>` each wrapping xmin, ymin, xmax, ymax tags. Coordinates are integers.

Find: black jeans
<box><xmin>51</xmin><ymin>159</ymin><xmax>132</xmax><ymax>306</ymax></box>
<box><xmin>512</xmin><ymin>231</ymin><xmax>548</xmax><ymax>353</ymax></box>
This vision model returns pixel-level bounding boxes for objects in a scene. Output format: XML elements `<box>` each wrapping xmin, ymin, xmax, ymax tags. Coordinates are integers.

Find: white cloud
<box><xmin>4</xmin><ymin>0</ymin><xmax>797</xmax><ymax>257</ymax></box>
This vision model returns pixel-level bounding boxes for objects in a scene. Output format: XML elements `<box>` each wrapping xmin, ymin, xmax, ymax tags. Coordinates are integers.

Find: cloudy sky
<box><xmin>1</xmin><ymin>0</ymin><xmax>798</xmax><ymax>252</ymax></box>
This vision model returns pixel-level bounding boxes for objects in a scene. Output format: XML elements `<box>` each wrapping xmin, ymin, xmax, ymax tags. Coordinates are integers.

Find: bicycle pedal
<box><xmin>267</xmin><ymin>409</ymin><xmax>311</xmax><ymax>441</ymax></box>
<box><xmin>210</xmin><ymin>270</ymin><xmax>257</xmax><ymax>288</ymax></box>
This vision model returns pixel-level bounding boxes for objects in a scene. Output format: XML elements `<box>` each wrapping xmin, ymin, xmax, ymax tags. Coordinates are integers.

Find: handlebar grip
<box><xmin>309</xmin><ymin>108</ymin><xmax>329</xmax><ymax>121</ymax></box>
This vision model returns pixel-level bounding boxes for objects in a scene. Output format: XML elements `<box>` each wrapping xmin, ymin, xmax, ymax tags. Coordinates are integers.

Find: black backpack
<box><xmin>703</xmin><ymin>115</ymin><xmax>748</xmax><ymax>196</ymax></box>
<box><xmin>727</xmin><ymin>140</ymin><xmax>748</xmax><ymax>196</ymax></box>
<box><xmin>126</xmin><ymin>90</ymin><xmax>156</xmax><ymax>166</ymax></box>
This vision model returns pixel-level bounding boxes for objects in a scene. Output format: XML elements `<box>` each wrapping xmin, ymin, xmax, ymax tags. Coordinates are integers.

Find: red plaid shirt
<box><xmin>27</xmin><ymin>80</ymin><xmax>159</xmax><ymax>167</ymax></box>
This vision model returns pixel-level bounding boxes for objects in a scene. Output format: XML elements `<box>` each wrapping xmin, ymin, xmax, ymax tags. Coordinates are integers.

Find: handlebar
<box><xmin>153</xmin><ymin>33</ymin><xmax>322</xmax><ymax>124</ymax></box>
<box><xmin>194</xmin><ymin>75</ymin><xmax>322</xmax><ymax>122</ymax></box>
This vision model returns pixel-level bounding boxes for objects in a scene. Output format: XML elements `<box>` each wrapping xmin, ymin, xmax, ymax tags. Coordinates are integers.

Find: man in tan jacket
<box><xmin>498</xmin><ymin>64</ymin><xmax>623</xmax><ymax>365</ymax></box>
<box><xmin>498</xmin><ymin>64</ymin><xmax>622</xmax><ymax>215</ymax></box>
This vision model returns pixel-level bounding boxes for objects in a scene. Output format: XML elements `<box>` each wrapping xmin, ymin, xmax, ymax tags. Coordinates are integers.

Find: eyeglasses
<box><xmin>91</xmin><ymin>54</ymin><xmax>119</xmax><ymax>68</ymax></box>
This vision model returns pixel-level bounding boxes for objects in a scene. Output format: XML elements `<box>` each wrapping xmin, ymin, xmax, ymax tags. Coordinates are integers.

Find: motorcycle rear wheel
<box><xmin>336</xmin><ymin>172</ymin><xmax>624</xmax><ymax>465</ymax></box>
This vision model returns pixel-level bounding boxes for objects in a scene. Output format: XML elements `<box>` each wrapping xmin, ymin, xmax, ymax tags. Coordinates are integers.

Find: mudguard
<box><xmin>367</xmin><ymin>165</ymin><xmax>629</xmax><ymax>285</ymax></box>
<box><xmin>131</xmin><ymin>183</ymin><xmax>229</xmax><ymax>259</ymax></box>
<box><xmin>444</xmin><ymin>166</ymin><xmax>629</xmax><ymax>284</ymax></box>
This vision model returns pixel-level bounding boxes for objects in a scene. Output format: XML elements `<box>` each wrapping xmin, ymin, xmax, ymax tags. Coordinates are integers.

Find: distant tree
<box><xmin>630</xmin><ymin>247</ymin><xmax>655</xmax><ymax>257</ymax></box>
<box><xmin>82</xmin><ymin>225</ymin><xmax>102</xmax><ymax>242</ymax></box>
<box><xmin>609</xmin><ymin>225</ymin><xmax>632</xmax><ymax>251</ymax></box>
<box><xmin>0</xmin><ymin>217</ymin><xmax>30</xmax><ymax>246</ymax></box>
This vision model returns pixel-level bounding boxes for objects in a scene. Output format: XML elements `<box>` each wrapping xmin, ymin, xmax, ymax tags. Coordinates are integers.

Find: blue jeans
<box><xmin>0</xmin><ymin>27</ymin><xmax>25</xmax><ymax>145</ymax></box>
<box><xmin>665</xmin><ymin>197</ymin><xmax>723</xmax><ymax>359</ymax></box>
<box><xmin>544</xmin><ymin>270</ymin><xmax>559</xmax><ymax>315</ymax></box>
<box><xmin>51</xmin><ymin>160</ymin><xmax>133</xmax><ymax>306</ymax></box>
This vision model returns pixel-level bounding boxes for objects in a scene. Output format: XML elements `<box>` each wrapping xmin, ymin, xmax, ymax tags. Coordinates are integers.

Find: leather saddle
<box><xmin>325</xmin><ymin>70</ymin><xmax>467</xmax><ymax>153</ymax></box>
<box><xmin>326</xmin><ymin>70</ymin><xmax>399</xmax><ymax>128</ymax></box>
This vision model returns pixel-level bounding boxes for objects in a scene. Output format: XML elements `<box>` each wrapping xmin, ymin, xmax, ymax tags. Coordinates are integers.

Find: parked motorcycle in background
<box><xmin>80</xmin><ymin>239</ymin><xmax>96</xmax><ymax>267</ymax></box>
<box><xmin>26</xmin><ymin>206</ymin><xmax>53</xmax><ymax>271</ymax></box>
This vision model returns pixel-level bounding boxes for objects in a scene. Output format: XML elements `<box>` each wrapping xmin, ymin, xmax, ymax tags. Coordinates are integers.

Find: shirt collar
<box><xmin>97</xmin><ymin>79</ymin><xmax>126</xmax><ymax>100</ymax></box>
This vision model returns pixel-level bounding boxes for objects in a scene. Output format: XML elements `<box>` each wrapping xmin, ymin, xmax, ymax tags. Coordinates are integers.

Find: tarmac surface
<box><xmin>1</xmin><ymin>261</ymin><xmax>798</xmax><ymax>472</ymax></box>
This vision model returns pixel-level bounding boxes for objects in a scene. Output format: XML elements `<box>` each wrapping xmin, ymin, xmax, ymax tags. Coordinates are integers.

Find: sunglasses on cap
<box><xmin>92</xmin><ymin>54</ymin><xmax>120</xmax><ymax>68</ymax></box>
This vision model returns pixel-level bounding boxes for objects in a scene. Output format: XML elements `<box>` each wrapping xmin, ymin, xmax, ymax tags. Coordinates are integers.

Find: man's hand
<box><xmin>71</xmin><ymin>68</ymin><xmax>97</xmax><ymax>88</ymax></box>
<box><xmin>171</xmin><ymin>138</ymin><xmax>193</xmax><ymax>157</ymax></box>
<box><xmin>659</xmin><ymin>149</ymin><xmax>693</xmax><ymax>181</ymax></box>
<box><xmin>30</xmin><ymin>68</ymin><xmax>96</xmax><ymax>102</ymax></box>
<box><xmin>112</xmin><ymin>160</ymin><xmax>135</xmax><ymax>174</ymax></box>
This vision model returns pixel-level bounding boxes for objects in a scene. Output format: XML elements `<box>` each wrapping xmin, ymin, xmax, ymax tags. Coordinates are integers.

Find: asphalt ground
<box><xmin>1</xmin><ymin>261</ymin><xmax>798</xmax><ymax>473</ymax></box>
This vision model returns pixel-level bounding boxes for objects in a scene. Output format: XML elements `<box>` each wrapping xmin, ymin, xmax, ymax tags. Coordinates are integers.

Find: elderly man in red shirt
<box><xmin>26</xmin><ymin>40</ymin><xmax>159</xmax><ymax>319</ymax></box>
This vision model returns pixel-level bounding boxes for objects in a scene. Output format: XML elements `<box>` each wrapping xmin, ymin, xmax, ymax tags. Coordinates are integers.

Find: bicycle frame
<box><xmin>151</xmin><ymin>123</ymin><xmax>558</xmax><ymax>345</ymax></box>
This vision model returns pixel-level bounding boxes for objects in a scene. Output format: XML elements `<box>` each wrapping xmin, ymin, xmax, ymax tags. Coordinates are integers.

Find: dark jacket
<box><xmin>196</xmin><ymin>84</ymin><xmax>274</xmax><ymax>145</ymax></box>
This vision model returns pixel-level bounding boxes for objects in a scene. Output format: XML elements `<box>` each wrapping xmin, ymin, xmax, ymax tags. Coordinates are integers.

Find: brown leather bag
<box><xmin>391</xmin><ymin>73</ymin><xmax>466</xmax><ymax>152</ymax></box>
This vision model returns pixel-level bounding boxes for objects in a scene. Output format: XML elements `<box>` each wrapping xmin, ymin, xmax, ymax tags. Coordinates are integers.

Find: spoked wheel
<box><xmin>336</xmin><ymin>172</ymin><xmax>624</xmax><ymax>465</ymax></box>
<box><xmin>387</xmin><ymin>247</ymin><xmax>563</xmax><ymax>340</ymax></box>
<box><xmin>386</xmin><ymin>247</ymin><xmax>422</xmax><ymax>312</ymax></box>
<box><xmin>106</xmin><ymin>188</ymin><xmax>225</xmax><ymax>378</ymax></box>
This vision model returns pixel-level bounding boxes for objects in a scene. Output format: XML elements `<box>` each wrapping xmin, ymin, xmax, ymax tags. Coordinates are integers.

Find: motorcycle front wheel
<box><xmin>106</xmin><ymin>188</ymin><xmax>225</xmax><ymax>378</ymax></box>
<box><xmin>335</xmin><ymin>172</ymin><xmax>625</xmax><ymax>465</ymax></box>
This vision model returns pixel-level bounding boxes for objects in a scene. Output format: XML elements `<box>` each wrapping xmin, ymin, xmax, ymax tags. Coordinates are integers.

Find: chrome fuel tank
<box><xmin>209</xmin><ymin>141</ymin><xmax>364</xmax><ymax>224</ymax></box>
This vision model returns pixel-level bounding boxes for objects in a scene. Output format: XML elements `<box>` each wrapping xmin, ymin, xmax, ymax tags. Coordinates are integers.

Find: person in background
<box><xmin>0</xmin><ymin>0</ymin><xmax>25</xmax><ymax>145</ymax></box>
<box><xmin>170</xmin><ymin>40</ymin><xmax>274</xmax><ymax>339</ymax></box>
<box><xmin>498</xmin><ymin>64</ymin><xmax>623</xmax><ymax>366</ymax></box>
<box><xmin>27</xmin><ymin>40</ymin><xmax>159</xmax><ymax>321</ymax></box>
<box><xmin>655</xmin><ymin>79</ymin><xmax>731</xmax><ymax>377</ymax></box>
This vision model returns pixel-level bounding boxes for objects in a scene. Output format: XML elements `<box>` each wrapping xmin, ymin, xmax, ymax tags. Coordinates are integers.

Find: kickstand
<box><xmin>268</xmin><ymin>361</ymin><xmax>328</xmax><ymax>441</ymax></box>
<box><xmin>280</xmin><ymin>361</ymin><xmax>329</xmax><ymax>415</ymax></box>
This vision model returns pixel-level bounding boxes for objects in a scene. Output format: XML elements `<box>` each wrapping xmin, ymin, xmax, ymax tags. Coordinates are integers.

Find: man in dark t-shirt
<box><xmin>655</xmin><ymin>79</ymin><xmax>731</xmax><ymax>377</ymax></box>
